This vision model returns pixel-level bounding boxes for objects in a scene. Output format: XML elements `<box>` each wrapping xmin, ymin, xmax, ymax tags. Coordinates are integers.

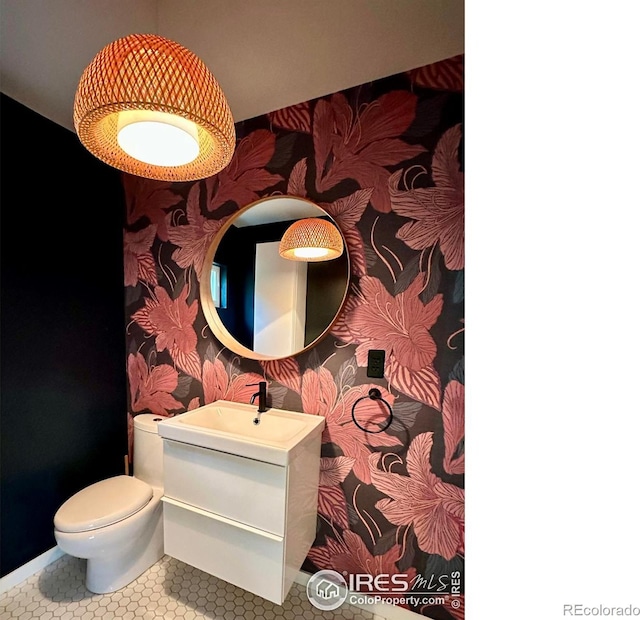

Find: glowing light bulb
<box><xmin>117</xmin><ymin>110</ymin><xmax>199</xmax><ymax>167</ymax></box>
<box><xmin>292</xmin><ymin>247</ymin><xmax>330</xmax><ymax>259</ymax></box>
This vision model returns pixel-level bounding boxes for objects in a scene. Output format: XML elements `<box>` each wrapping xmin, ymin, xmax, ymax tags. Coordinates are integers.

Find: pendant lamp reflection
<box><xmin>279</xmin><ymin>218</ymin><xmax>344</xmax><ymax>262</ymax></box>
<box><xmin>73</xmin><ymin>34</ymin><xmax>235</xmax><ymax>182</ymax></box>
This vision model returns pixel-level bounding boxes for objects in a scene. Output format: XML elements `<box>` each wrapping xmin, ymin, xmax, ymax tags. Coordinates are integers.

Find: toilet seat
<box><xmin>54</xmin><ymin>475</ymin><xmax>153</xmax><ymax>533</ymax></box>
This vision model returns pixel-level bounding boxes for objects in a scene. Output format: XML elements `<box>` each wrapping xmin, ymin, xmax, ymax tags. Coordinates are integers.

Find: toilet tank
<box><xmin>133</xmin><ymin>414</ymin><xmax>164</xmax><ymax>489</ymax></box>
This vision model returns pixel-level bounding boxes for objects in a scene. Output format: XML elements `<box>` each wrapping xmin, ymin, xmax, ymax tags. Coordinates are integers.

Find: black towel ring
<box><xmin>351</xmin><ymin>388</ymin><xmax>393</xmax><ymax>433</ymax></box>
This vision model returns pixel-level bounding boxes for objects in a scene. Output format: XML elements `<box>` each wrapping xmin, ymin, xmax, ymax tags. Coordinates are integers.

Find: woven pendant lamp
<box><xmin>279</xmin><ymin>218</ymin><xmax>344</xmax><ymax>262</ymax></box>
<box><xmin>74</xmin><ymin>34</ymin><xmax>235</xmax><ymax>182</ymax></box>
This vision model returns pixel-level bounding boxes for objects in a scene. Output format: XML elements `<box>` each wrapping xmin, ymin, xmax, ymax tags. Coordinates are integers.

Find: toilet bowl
<box><xmin>53</xmin><ymin>414</ymin><xmax>165</xmax><ymax>593</ymax></box>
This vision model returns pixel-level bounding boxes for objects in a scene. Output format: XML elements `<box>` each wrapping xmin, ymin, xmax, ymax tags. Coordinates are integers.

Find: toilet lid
<box><xmin>54</xmin><ymin>475</ymin><xmax>153</xmax><ymax>533</ymax></box>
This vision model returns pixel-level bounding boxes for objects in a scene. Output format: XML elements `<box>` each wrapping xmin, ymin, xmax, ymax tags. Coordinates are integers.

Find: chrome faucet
<box><xmin>248</xmin><ymin>381</ymin><xmax>268</xmax><ymax>424</ymax></box>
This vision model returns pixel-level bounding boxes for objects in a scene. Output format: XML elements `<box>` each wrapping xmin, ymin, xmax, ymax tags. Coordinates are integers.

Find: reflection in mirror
<box><xmin>279</xmin><ymin>217</ymin><xmax>344</xmax><ymax>261</ymax></box>
<box><xmin>200</xmin><ymin>196</ymin><xmax>350</xmax><ymax>360</ymax></box>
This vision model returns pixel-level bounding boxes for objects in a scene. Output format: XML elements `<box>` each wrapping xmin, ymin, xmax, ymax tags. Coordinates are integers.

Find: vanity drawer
<box><xmin>163</xmin><ymin>439</ymin><xmax>286</xmax><ymax>536</ymax></box>
<box><xmin>163</xmin><ymin>498</ymin><xmax>285</xmax><ymax>604</ymax></box>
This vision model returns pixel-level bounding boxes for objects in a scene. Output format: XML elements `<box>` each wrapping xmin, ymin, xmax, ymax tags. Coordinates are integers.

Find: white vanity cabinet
<box><xmin>160</xmin><ymin>417</ymin><xmax>323</xmax><ymax>605</ymax></box>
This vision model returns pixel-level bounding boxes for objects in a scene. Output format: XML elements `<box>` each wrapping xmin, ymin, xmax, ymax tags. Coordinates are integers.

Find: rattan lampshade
<box><xmin>74</xmin><ymin>34</ymin><xmax>235</xmax><ymax>182</ymax></box>
<box><xmin>279</xmin><ymin>218</ymin><xmax>344</xmax><ymax>262</ymax></box>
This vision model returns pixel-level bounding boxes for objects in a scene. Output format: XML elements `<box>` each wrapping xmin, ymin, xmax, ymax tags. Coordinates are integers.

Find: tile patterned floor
<box><xmin>0</xmin><ymin>554</ymin><xmax>382</xmax><ymax>620</ymax></box>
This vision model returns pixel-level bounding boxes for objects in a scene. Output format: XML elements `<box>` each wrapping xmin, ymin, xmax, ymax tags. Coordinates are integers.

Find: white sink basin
<box><xmin>157</xmin><ymin>400</ymin><xmax>324</xmax><ymax>465</ymax></box>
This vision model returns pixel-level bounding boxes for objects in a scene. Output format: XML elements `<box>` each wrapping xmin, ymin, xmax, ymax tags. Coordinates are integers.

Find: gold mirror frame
<box><xmin>200</xmin><ymin>196</ymin><xmax>351</xmax><ymax>360</ymax></box>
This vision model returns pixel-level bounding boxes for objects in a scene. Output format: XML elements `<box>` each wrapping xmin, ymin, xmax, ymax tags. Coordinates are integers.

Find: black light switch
<box><xmin>367</xmin><ymin>349</ymin><xmax>385</xmax><ymax>378</ymax></box>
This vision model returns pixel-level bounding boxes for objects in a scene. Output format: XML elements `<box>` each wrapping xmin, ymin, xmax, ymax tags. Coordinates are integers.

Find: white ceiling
<box><xmin>0</xmin><ymin>0</ymin><xmax>464</xmax><ymax>133</ymax></box>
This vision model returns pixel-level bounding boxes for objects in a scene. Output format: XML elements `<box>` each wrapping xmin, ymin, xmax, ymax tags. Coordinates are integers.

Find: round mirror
<box><xmin>200</xmin><ymin>196</ymin><xmax>350</xmax><ymax>360</ymax></box>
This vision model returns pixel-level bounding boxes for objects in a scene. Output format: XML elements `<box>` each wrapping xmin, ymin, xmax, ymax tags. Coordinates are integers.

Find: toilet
<box><xmin>54</xmin><ymin>414</ymin><xmax>164</xmax><ymax>593</ymax></box>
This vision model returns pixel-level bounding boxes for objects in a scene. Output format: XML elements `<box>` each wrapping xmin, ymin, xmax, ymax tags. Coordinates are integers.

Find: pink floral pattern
<box><xmin>301</xmin><ymin>366</ymin><xmax>401</xmax><ymax>484</ymax></box>
<box><xmin>131</xmin><ymin>285</ymin><xmax>201</xmax><ymax>380</ymax></box>
<box><xmin>390</xmin><ymin>123</ymin><xmax>464</xmax><ymax>270</ymax></box>
<box><xmin>123</xmin><ymin>225</ymin><xmax>158</xmax><ymax>288</ymax></box>
<box><xmin>261</xmin><ymin>357</ymin><xmax>302</xmax><ymax>393</ymax></box>
<box><xmin>127</xmin><ymin>352</ymin><xmax>182</xmax><ymax>415</ymax></box>
<box><xmin>407</xmin><ymin>55</ymin><xmax>464</xmax><ymax>92</ymax></box>
<box><xmin>268</xmin><ymin>101</ymin><xmax>311</xmax><ymax>133</ymax></box>
<box><xmin>123</xmin><ymin>54</ymin><xmax>464</xmax><ymax>618</ymax></box>
<box><xmin>317</xmin><ymin>456</ymin><xmax>354</xmax><ymax>528</ymax></box>
<box><xmin>443</xmin><ymin>380</ymin><xmax>465</xmax><ymax>475</ymax></box>
<box><xmin>312</xmin><ymin>91</ymin><xmax>425</xmax><ymax>212</ymax></box>
<box><xmin>204</xmin><ymin>129</ymin><xmax>283</xmax><ymax>212</ymax></box>
<box><xmin>341</xmin><ymin>275</ymin><xmax>443</xmax><ymax>408</ymax></box>
<box><xmin>202</xmin><ymin>357</ymin><xmax>264</xmax><ymax>405</ymax></box>
<box><xmin>165</xmin><ymin>183</ymin><xmax>229</xmax><ymax>279</ymax></box>
<box><xmin>370</xmin><ymin>432</ymin><xmax>464</xmax><ymax>560</ymax></box>
<box><xmin>122</xmin><ymin>174</ymin><xmax>181</xmax><ymax>239</ymax></box>
<box><xmin>320</xmin><ymin>188</ymin><xmax>372</xmax><ymax>277</ymax></box>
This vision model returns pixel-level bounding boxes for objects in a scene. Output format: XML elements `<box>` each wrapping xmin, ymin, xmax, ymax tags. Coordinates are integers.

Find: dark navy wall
<box><xmin>0</xmin><ymin>94</ymin><xmax>128</xmax><ymax>576</ymax></box>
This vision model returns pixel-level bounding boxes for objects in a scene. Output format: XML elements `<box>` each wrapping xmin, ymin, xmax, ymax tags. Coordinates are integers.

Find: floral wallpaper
<box><xmin>123</xmin><ymin>54</ymin><xmax>464</xmax><ymax>619</ymax></box>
